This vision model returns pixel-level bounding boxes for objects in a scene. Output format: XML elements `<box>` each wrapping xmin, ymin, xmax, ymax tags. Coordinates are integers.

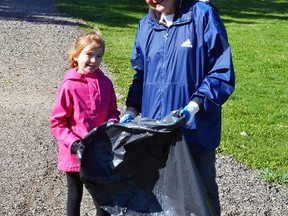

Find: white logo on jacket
<box><xmin>181</xmin><ymin>39</ymin><xmax>193</xmax><ymax>48</ymax></box>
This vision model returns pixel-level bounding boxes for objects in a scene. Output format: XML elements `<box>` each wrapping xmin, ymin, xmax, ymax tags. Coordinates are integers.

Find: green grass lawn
<box><xmin>56</xmin><ymin>0</ymin><xmax>288</xmax><ymax>183</ymax></box>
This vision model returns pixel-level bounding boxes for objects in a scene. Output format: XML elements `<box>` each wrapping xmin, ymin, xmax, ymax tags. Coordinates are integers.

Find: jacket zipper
<box><xmin>160</xmin><ymin>29</ymin><xmax>169</xmax><ymax>118</ymax></box>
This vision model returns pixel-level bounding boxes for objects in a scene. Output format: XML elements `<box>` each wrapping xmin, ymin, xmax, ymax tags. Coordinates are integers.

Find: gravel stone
<box><xmin>0</xmin><ymin>0</ymin><xmax>287</xmax><ymax>215</ymax></box>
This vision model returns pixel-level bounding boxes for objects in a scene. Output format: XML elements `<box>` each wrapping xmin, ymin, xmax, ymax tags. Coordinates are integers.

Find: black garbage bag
<box><xmin>79</xmin><ymin>111</ymin><xmax>215</xmax><ymax>216</ymax></box>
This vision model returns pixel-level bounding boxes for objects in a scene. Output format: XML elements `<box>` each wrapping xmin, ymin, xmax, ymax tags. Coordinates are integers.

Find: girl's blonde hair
<box><xmin>68</xmin><ymin>28</ymin><xmax>105</xmax><ymax>68</ymax></box>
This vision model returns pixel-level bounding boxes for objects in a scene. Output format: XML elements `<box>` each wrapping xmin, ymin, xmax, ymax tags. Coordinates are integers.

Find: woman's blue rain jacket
<box><xmin>126</xmin><ymin>1</ymin><xmax>235</xmax><ymax>152</ymax></box>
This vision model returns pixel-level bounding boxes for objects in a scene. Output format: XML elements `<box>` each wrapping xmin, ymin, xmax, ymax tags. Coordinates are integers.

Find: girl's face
<box><xmin>74</xmin><ymin>42</ymin><xmax>103</xmax><ymax>74</ymax></box>
<box><xmin>146</xmin><ymin>0</ymin><xmax>178</xmax><ymax>15</ymax></box>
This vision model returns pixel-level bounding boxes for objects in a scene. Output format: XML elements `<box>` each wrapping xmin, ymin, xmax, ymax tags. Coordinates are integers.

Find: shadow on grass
<box><xmin>1</xmin><ymin>0</ymin><xmax>286</xmax><ymax>27</ymax></box>
<box><xmin>0</xmin><ymin>0</ymin><xmax>81</xmax><ymax>26</ymax></box>
<box><xmin>56</xmin><ymin>0</ymin><xmax>147</xmax><ymax>28</ymax></box>
<box><xmin>214</xmin><ymin>0</ymin><xmax>288</xmax><ymax>23</ymax></box>
<box><xmin>55</xmin><ymin>0</ymin><xmax>288</xmax><ymax>28</ymax></box>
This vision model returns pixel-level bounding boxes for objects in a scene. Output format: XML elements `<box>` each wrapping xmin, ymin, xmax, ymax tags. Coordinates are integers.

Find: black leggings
<box><xmin>66</xmin><ymin>172</ymin><xmax>110</xmax><ymax>216</ymax></box>
<box><xmin>66</xmin><ymin>172</ymin><xmax>83</xmax><ymax>216</ymax></box>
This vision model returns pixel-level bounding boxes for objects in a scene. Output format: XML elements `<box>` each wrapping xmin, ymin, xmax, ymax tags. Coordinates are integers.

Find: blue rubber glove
<box><xmin>180</xmin><ymin>101</ymin><xmax>200</xmax><ymax>125</ymax></box>
<box><xmin>119</xmin><ymin>110</ymin><xmax>137</xmax><ymax>123</ymax></box>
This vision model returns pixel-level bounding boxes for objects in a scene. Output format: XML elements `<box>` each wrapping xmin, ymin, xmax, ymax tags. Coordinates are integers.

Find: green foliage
<box><xmin>56</xmin><ymin>0</ymin><xmax>288</xmax><ymax>183</ymax></box>
<box><xmin>214</xmin><ymin>0</ymin><xmax>288</xmax><ymax>184</ymax></box>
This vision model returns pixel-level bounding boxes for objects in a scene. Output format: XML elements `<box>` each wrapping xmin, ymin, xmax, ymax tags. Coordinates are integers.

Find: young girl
<box><xmin>50</xmin><ymin>29</ymin><xmax>119</xmax><ymax>216</ymax></box>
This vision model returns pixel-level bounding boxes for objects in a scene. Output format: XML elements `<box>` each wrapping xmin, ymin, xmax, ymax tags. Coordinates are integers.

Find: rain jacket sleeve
<box><xmin>50</xmin><ymin>83</ymin><xmax>81</xmax><ymax>150</ymax></box>
<box><xmin>126</xmin><ymin>36</ymin><xmax>144</xmax><ymax>114</ymax></box>
<box><xmin>107</xmin><ymin>83</ymin><xmax>120</xmax><ymax>122</ymax></box>
<box><xmin>192</xmin><ymin>4</ymin><xmax>235</xmax><ymax>111</ymax></box>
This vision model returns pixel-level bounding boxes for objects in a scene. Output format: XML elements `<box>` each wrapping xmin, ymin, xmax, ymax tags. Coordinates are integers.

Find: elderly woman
<box><xmin>120</xmin><ymin>0</ymin><xmax>235</xmax><ymax>215</ymax></box>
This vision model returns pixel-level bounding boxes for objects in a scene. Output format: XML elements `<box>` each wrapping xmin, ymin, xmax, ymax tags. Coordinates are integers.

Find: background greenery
<box><xmin>56</xmin><ymin>0</ymin><xmax>288</xmax><ymax>183</ymax></box>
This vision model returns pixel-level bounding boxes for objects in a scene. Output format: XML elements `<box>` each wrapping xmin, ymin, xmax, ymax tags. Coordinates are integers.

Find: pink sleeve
<box><xmin>50</xmin><ymin>84</ymin><xmax>81</xmax><ymax>148</ymax></box>
<box><xmin>107</xmin><ymin>85</ymin><xmax>120</xmax><ymax>122</ymax></box>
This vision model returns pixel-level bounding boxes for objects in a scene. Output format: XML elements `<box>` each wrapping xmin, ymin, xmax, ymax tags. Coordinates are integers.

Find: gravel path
<box><xmin>0</xmin><ymin>0</ymin><xmax>287</xmax><ymax>215</ymax></box>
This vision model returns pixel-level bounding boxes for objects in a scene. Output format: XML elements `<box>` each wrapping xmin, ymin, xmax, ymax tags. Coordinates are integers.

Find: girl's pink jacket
<box><xmin>50</xmin><ymin>68</ymin><xmax>120</xmax><ymax>172</ymax></box>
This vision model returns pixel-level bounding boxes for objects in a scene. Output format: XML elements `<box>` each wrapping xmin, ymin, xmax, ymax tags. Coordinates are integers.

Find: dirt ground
<box><xmin>0</xmin><ymin>0</ymin><xmax>96</xmax><ymax>215</ymax></box>
<box><xmin>0</xmin><ymin>0</ymin><xmax>287</xmax><ymax>215</ymax></box>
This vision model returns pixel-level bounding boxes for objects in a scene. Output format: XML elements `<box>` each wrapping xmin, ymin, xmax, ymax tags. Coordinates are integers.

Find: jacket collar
<box><xmin>64</xmin><ymin>68</ymin><xmax>103</xmax><ymax>82</ymax></box>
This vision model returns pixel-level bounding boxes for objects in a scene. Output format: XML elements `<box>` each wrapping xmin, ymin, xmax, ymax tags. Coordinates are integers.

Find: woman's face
<box><xmin>146</xmin><ymin>0</ymin><xmax>178</xmax><ymax>15</ymax></box>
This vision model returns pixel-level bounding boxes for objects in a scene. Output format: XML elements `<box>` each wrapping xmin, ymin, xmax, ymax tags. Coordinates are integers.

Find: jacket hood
<box><xmin>63</xmin><ymin>68</ymin><xmax>104</xmax><ymax>82</ymax></box>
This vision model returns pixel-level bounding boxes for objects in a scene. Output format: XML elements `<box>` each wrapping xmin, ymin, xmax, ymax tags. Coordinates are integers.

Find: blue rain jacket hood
<box><xmin>126</xmin><ymin>0</ymin><xmax>235</xmax><ymax>152</ymax></box>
